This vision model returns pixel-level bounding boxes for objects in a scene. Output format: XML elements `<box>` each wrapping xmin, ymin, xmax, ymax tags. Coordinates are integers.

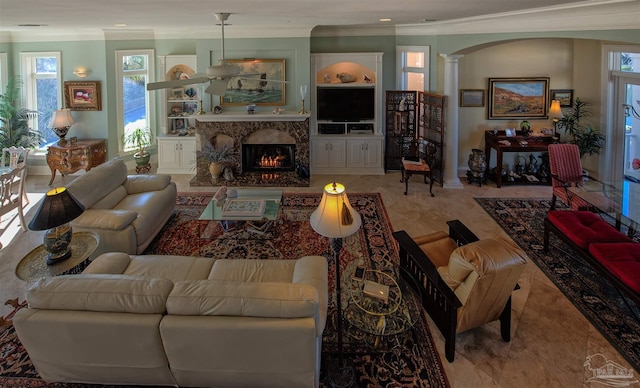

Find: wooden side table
<box><xmin>47</xmin><ymin>139</ymin><xmax>107</xmax><ymax>185</ymax></box>
<box><xmin>15</xmin><ymin>232</ymin><xmax>100</xmax><ymax>282</ymax></box>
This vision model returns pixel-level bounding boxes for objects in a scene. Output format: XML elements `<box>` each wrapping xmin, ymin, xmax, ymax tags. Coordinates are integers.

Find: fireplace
<box><xmin>242</xmin><ymin>144</ymin><xmax>296</xmax><ymax>172</ymax></box>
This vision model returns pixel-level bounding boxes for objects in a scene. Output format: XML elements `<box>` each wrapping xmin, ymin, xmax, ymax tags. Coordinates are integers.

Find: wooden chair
<box><xmin>0</xmin><ymin>165</ymin><xmax>27</xmax><ymax>239</ymax></box>
<box><xmin>2</xmin><ymin>146</ymin><xmax>30</xmax><ymax>204</ymax></box>
<box><xmin>393</xmin><ymin>220</ymin><xmax>528</xmax><ymax>362</ymax></box>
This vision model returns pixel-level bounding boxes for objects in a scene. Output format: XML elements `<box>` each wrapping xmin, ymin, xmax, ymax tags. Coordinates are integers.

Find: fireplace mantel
<box><xmin>192</xmin><ymin>114</ymin><xmax>310</xmax><ymax>187</ymax></box>
<box><xmin>196</xmin><ymin>112</ymin><xmax>310</xmax><ymax>122</ymax></box>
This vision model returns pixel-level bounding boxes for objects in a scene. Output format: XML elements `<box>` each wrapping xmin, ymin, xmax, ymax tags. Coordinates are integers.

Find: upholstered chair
<box><xmin>394</xmin><ymin>220</ymin><xmax>528</xmax><ymax>362</ymax></box>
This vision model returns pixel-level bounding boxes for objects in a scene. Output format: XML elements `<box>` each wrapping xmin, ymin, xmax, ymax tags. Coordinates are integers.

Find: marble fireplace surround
<box><xmin>191</xmin><ymin>112</ymin><xmax>310</xmax><ymax>187</ymax></box>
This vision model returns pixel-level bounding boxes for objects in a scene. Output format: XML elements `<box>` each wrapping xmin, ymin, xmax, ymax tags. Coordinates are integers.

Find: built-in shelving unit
<box><xmin>157</xmin><ymin>55</ymin><xmax>198</xmax><ymax>174</ymax></box>
<box><xmin>310</xmin><ymin>52</ymin><xmax>384</xmax><ymax>175</ymax></box>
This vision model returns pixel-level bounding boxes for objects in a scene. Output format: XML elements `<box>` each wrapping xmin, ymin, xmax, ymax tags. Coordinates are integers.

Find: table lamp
<box><xmin>549</xmin><ymin>100</ymin><xmax>563</xmax><ymax>140</ymax></box>
<box><xmin>28</xmin><ymin>187</ymin><xmax>85</xmax><ymax>265</ymax></box>
<box><xmin>309</xmin><ymin>182</ymin><xmax>362</xmax><ymax>387</ymax></box>
<box><xmin>49</xmin><ymin>109</ymin><xmax>75</xmax><ymax>145</ymax></box>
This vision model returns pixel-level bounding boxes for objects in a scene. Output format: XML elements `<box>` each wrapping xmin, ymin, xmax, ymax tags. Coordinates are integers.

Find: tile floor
<box><xmin>1</xmin><ymin>170</ymin><xmax>636</xmax><ymax>387</ymax></box>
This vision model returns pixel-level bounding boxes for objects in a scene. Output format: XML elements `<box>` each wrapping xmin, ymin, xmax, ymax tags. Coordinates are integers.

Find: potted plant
<box><xmin>0</xmin><ymin>76</ymin><xmax>42</xmax><ymax>150</ymax></box>
<box><xmin>122</xmin><ymin>127</ymin><xmax>153</xmax><ymax>166</ymax></box>
<box><xmin>556</xmin><ymin>98</ymin><xmax>605</xmax><ymax>159</ymax></box>
<box><xmin>197</xmin><ymin>141</ymin><xmax>232</xmax><ymax>180</ymax></box>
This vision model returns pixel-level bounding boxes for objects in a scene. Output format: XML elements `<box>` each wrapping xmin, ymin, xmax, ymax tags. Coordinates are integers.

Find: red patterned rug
<box><xmin>0</xmin><ymin>192</ymin><xmax>449</xmax><ymax>388</ymax></box>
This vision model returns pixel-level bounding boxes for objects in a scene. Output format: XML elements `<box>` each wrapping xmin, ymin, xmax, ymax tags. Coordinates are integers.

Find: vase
<box><xmin>209</xmin><ymin>162</ymin><xmax>224</xmax><ymax>180</ymax></box>
<box><xmin>467</xmin><ymin>149</ymin><xmax>486</xmax><ymax>179</ymax></box>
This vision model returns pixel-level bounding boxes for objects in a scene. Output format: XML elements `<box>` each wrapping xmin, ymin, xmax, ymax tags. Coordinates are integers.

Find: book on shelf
<box><xmin>221</xmin><ymin>199</ymin><xmax>266</xmax><ymax>217</ymax></box>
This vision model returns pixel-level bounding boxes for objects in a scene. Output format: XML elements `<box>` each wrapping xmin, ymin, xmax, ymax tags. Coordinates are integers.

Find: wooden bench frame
<box><xmin>543</xmin><ymin>216</ymin><xmax>640</xmax><ymax>307</ymax></box>
<box><xmin>393</xmin><ymin>220</ymin><xmax>515</xmax><ymax>362</ymax></box>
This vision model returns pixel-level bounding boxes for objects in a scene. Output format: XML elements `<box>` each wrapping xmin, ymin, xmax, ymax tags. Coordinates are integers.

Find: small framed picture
<box><xmin>64</xmin><ymin>81</ymin><xmax>102</xmax><ymax>111</ymax></box>
<box><xmin>551</xmin><ymin>89</ymin><xmax>574</xmax><ymax>108</ymax></box>
<box><xmin>171</xmin><ymin>88</ymin><xmax>185</xmax><ymax>99</ymax></box>
<box><xmin>459</xmin><ymin>89</ymin><xmax>485</xmax><ymax>107</ymax></box>
<box><xmin>173</xmin><ymin>118</ymin><xmax>186</xmax><ymax>132</ymax></box>
<box><xmin>505</xmin><ymin>128</ymin><xmax>516</xmax><ymax>137</ymax></box>
<box><xmin>183</xmin><ymin>101</ymin><xmax>198</xmax><ymax>115</ymax></box>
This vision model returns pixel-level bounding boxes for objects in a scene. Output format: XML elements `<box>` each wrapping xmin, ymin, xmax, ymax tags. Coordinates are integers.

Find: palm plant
<box><xmin>0</xmin><ymin>76</ymin><xmax>43</xmax><ymax>150</ymax></box>
<box><xmin>556</xmin><ymin>97</ymin><xmax>605</xmax><ymax>158</ymax></box>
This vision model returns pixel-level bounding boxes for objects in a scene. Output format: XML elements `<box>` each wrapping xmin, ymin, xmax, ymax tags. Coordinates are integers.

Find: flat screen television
<box><xmin>317</xmin><ymin>87</ymin><xmax>375</xmax><ymax>122</ymax></box>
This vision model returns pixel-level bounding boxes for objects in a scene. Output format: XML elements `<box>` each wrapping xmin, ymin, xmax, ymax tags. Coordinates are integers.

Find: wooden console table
<box><xmin>484</xmin><ymin>130</ymin><xmax>553</xmax><ymax>188</ymax></box>
<box><xmin>47</xmin><ymin>139</ymin><xmax>107</xmax><ymax>185</ymax></box>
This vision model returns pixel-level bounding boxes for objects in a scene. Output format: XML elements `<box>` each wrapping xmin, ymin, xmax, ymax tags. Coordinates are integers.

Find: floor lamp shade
<box><xmin>310</xmin><ymin>182</ymin><xmax>362</xmax><ymax>238</ymax></box>
<box><xmin>28</xmin><ymin>187</ymin><xmax>85</xmax><ymax>265</ymax></box>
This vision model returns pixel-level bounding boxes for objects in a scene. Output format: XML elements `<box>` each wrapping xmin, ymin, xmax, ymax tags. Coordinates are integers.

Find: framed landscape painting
<box><xmin>220</xmin><ymin>59</ymin><xmax>285</xmax><ymax>106</ymax></box>
<box><xmin>487</xmin><ymin>77</ymin><xmax>549</xmax><ymax>119</ymax></box>
<box><xmin>551</xmin><ymin>89</ymin><xmax>574</xmax><ymax>107</ymax></box>
<box><xmin>460</xmin><ymin>89</ymin><xmax>484</xmax><ymax>107</ymax></box>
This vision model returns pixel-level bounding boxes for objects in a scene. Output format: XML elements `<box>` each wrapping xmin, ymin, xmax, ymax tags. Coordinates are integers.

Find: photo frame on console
<box><xmin>487</xmin><ymin>77</ymin><xmax>549</xmax><ymax>120</ymax></box>
<box><xmin>220</xmin><ymin>59</ymin><xmax>285</xmax><ymax>107</ymax></box>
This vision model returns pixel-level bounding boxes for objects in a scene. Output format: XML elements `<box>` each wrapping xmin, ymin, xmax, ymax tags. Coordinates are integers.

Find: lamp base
<box><xmin>43</xmin><ymin>224</ymin><xmax>73</xmax><ymax>266</ymax></box>
<box><xmin>326</xmin><ymin>357</ymin><xmax>355</xmax><ymax>388</ymax></box>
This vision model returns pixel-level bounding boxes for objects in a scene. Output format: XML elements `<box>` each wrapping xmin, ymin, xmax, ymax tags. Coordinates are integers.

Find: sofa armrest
<box><xmin>73</xmin><ymin>209</ymin><xmax>137</xmax><ymax>231</ymax></box>
<box><xmin>124</xmin><ymin>174</ymin><xmax>172</xmax><ymax>194</ymax></box>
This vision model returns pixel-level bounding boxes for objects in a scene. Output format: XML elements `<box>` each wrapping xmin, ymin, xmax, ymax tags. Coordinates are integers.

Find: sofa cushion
<box><xmin>114</xmin><ymin>189</ymin><xmax>176</xmax><ymax>249</ymax></box>
<box><xmin>82</xmin><ymin>252</ymin><xmax>132</xmax><ymax>274</ymax></box>
<box><xmin>209</xmin><ymin>258</ymin><xmax>296</xmax><ymax>282</ymax></box>
<box><xmin>67</xmin><ymin>158</ymin><xmax>128</xmax><ymax>209</ymax></box>
<box><xmin>547</xmin><ymin>210</ymin><xmax>632</xmax><ymax>249</ymax></box>
<box><xmin>122</xmin><ymin>255</ymin><xmax>215</xmax><ymax>282</ymax></box>
<box><xmin>589</xmin><ymin>242</ymin><xmax>640</xmax><ymax>294</ymax></box>
<box><xmin>91</xmin><ymin>186</ymin><xmax>128</xmax><ymax>209</ymax></box>
<box><xmin>166</xmin><ymin>280</ymin><xmax>319</xmax><ymax>318</ymax></box>
<box><xmin>124</xmin><ymin>174</ymin><xmax>172</xmax><ymax>194</ymax></box>
<box><xmin>72</xmin><ymin>209</ymin><xmax>138</xmax><ymax>231</ymax></box>
<box><xmin>26</xmin><ymin>274</ymin><xmax>173</xmax><ymax>314</ymax></box>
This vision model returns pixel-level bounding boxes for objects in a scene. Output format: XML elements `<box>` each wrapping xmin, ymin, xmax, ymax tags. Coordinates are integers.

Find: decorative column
<box><xmin>440</xmin><ymin>54</ymin><xmax>464</xmax><ymax>189</ymax></box>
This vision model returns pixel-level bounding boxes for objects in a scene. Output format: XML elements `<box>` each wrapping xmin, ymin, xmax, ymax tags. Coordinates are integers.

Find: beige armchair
<box><xmin>393</xmin><ymin>220</ymin><xmax>528</xmax><ymax>362</ymax></box>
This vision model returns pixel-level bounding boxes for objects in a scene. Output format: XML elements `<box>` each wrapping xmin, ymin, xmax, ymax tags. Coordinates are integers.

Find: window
<box><xmin>396</xmin><ymin>46</ymin><xmax>429</xmax><ymax>91</ymax></box>
<box><xmin>0</xmin><ymin>53</ymin><xmax>7</xmax><ymax>96</ymax></box>
<box><xmin>20</xmin><ymin>52</ymin><xmax>62</xmax><ymax>146</ymax></box>
<box><xmin>115</xmin><ymin>49</ymin><xmax>155</xmax><ymax>153</ymax></box>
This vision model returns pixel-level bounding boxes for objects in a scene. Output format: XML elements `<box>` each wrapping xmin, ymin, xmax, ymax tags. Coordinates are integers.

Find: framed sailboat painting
<box><xmin>220</xmin><ymin>59</ymin><xmax>286</xmax><ymax>106</ymax></box>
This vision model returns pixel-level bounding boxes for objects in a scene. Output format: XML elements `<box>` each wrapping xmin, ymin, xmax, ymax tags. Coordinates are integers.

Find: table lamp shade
<box><xmin>549</xmin><ymin>100</ymin><xmax>563</xmax><ymax>121</ymax></box>
<box><xmin>310</xmin><ymin>182</ymin><xmax>362</xmax><ymax>238</ymax></box>
<box><xmin>28</xmin><ymin>187</ymin><xmax>85</xmax><ymax>231</ymax></box>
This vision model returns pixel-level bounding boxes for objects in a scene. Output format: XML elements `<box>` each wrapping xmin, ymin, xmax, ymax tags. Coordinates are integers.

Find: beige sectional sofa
<box><xmin>13</xmin><ymin>253</ymin><xmax>328</xmax><ymax>388</ymax></box>
<box><xmin>66</xmin><ymin>157</ymin><xmax>177</xmax><ymax>255</ymax></box>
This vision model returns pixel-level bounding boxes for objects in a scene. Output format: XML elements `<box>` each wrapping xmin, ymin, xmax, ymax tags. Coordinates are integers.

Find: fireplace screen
<box><xmin>242</xmin><ymin>144</ymin><xmax>296</xmax><ymax>172</ymax></box>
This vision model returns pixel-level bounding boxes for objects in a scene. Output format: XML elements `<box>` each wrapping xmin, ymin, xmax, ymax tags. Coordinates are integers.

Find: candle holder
<box><xmin>299</xmin><ymin>85</ymin><xmax>308</xmax><ymax>115</ymax></box>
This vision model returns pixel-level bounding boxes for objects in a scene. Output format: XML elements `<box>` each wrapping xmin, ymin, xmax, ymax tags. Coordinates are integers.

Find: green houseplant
<box><xmin>556</xmin><ymin>98</ymin><xmax>605</xmax><ymax>159</ymax></box>
<box><xmin>122</xmin><ymin>127</ymin><xmax>153</xmax><ymax>166</ymax></box>
<box><xmin>0</xmin><ymin>76</ymin><xmax>42</xmax><ymax>150</ymax></box>
<box><xmin>197</xmin><ymin>141</ymin><xmax>232</xmax><ymax>180</ymax></box>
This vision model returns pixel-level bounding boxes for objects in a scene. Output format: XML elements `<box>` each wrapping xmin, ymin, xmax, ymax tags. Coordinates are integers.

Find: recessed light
<box><xmin>114</xmin><ymin>23</ymin><xmax>127</xmax><ymax>27</ymax></box>
<box><xmin>379</xmin><ymin>18</ymin><xmax>392</xmax><ymax>22</ymax></box>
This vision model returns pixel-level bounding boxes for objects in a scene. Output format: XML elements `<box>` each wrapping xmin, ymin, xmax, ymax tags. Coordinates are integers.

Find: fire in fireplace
<box><xmin>242</xmin><ymin>144</ymin><xmax>296</xmax><ymax>172</ymax></box>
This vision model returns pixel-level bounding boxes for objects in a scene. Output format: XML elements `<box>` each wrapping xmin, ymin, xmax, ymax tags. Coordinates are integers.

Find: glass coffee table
<box><xmin>198</xmin><ymin>189</ymin><xmax>283</xmax><ymax>239</ymax></box>
<box><xmin>345</xmin><ymin>267</ymin><xmax>422</xmax><ymax>350</ymax></box>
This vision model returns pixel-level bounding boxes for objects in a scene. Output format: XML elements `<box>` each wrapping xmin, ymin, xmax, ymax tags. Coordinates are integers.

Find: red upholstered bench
<box><xmin>589</xmin><ymin>242</ymin><xmax>640</xmax><ymax>296</ymax></box>
<box><xmin>544</xmin><ymin>210</ymin><xmax>639</xmax><ymax>306</ymax></box>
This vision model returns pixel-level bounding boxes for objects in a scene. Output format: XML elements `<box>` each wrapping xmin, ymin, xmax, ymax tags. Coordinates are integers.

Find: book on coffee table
<box><xmin>221</xmin><ymin>199</ymin><xmax>266</xmax><ymax>217</ymax></box>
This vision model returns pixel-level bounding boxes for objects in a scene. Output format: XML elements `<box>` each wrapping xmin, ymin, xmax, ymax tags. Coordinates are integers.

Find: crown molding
<box><xmin>396</xmin><ymin>0</ymin><xmax>640</xmax><ymax>35</ymax></box>
<box><xmin>311</xmin><ymin>25</ymin><xmax>396</xmax><ymax>37</ymax></box>
<box><xmin>2</xmin><ymin>30</ymin><xmax>106</xmax><ymax>43</ymax></box>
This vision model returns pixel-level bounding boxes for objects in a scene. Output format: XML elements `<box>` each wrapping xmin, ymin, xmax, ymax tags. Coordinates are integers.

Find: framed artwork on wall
<box><xmin>487</xmin><ymin>77</ymin><xmax>549</xmax><ymax>120</ymax></box>
<box><xmin>220</xmin><ymin>59</ymin><xmax>285</xmax><ymax>106</ymax></box>
<box><xmin>64</xmin><ymin>81</ymin><xmax>102</xmax><ymax>111</ymax></box>
<box><xmin>551</xmin><ymin>89</ymin><xmax>574</xmax><ymax>107</ymax></box>
<box><xmin>459</xmin><ymin>89</ymin><xmax>485</xmax><ymax>107</ymax></box>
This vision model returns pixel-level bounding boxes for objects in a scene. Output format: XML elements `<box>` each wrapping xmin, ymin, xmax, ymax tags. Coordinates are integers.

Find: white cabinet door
<box><xmin>157</xmin><ymin>137</ymin><xmax>196</xmax><ymax>174</ymax></box>
<box><xmin>312</xmin><ymin>139</ymin><xmax>346</xmax><ymax>168</ymax></box>
<box><xmin>347</xmin><ymin>139</ymin><xmax>382</xmax><ymax>168</ymax></box>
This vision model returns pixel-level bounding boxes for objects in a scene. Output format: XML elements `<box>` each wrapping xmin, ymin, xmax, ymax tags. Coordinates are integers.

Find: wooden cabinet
<box><xmin>417</xmin><ymin>92</ymin><xmax>446</xmax><ymax>187</ymax></box>
<box><xmin>46</xmin><ymin>139</ymin><xmax>107</xmax><ymax>185</ymax></box>
<box><xmin>385</xmin><ymin>90</ymin><xmax>418</xmax><ymax>171</ymax></box>
<box><xmin>157</xmin><ymin>136</ymin><xmax>196</xmax><ymax>174</ymax></box>
<box><xmin>311</xmin><ymin>137</ymin><xmax>383</xmax><ymax>174</ymax></box>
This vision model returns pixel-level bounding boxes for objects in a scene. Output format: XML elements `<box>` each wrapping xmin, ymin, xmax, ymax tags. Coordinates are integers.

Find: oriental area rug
<box><xmin>476</xmin><ymin>197</ymin><xmax>640</xmax><ymax>373</ymax></box>
<box><xmin>0</xmin><ymin>192</ymin><xmax>449</xmax><ymax>388</ymax></box>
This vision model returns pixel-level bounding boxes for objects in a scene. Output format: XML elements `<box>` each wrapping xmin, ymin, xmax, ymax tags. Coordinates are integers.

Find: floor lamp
<box><xmin>310</xmin><ymin>182</ymin><xmax>362</xmax><ymax>388</ymax></box>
